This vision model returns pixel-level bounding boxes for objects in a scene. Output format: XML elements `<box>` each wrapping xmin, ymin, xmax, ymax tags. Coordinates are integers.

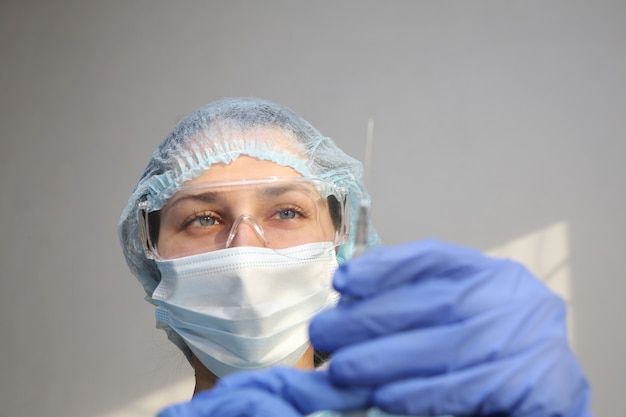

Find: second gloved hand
<box><xmin>310</xmin><ymin>239</ymin><xmax>592</xmax><ymax>417</ymax></box>
<box><xmin>157</xmin><ymin>367</ymin><xmax>372</xmax><ymax>417</ymax></box>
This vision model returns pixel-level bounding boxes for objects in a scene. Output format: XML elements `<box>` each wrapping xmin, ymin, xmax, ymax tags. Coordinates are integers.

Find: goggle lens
<box><xmin>139</xmin><ymin>178</ymin><xmax>349</xmax><ymax>260</ymax></box>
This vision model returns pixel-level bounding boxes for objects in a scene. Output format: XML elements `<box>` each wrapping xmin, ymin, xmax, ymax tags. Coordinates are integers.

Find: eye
<box><xmin>184</xmin><ymin>211</ymin><xmax>222</xmax><ymax>229</ymax></box>
<box><xmin>273</xmin><ymin>206</ymin><xmax>310</xmax><ymax>221</ymax></box>
<box><xmin>196</xmin><ymin>215</ymin><xmax>220</xmax><ymax>226</ymax></box>
<box><xmin>277</xmin><ymin>209</ymin><xmax>297</xmax><ymax>220</ymax></box>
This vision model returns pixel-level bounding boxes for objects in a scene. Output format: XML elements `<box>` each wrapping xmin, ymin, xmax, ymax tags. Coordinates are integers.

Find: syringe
<box><xmin>336</xmin><ymin>120</ymin><xmax>375</xmax><ymax>417</ymax></box>
<box><xmin>352</xmin><ymin>118</ymin><xmax>374</xmax><ymax>258</ymax></box>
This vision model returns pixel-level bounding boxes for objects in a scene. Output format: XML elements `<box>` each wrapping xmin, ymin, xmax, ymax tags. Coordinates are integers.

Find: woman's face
<box><xmin>156</xmin><ymin>155</ymin><xmax>337</xmax><ymax>259</ymax></box>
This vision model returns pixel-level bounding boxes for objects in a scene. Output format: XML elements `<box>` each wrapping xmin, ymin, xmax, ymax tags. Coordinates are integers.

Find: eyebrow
<box><xmin>262</xmin><ymin>183</ymin><xmax>315</xmax><ymax>196</ymax></box>
<box><xmin>166</xmin><ymin>183</ymin><xmax>316</xmax><ymax>209</ymax></box>
<box><xmin>166</xmin><ymin>191</ymin><xmax>222</xmax><ymax>210</ymax></box>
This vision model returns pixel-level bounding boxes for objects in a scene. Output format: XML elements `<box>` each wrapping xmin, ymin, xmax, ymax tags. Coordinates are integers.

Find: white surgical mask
<box><xmin>152</xmin><ymin>241</ymin><xmax>339</xmax><ymax>377</ymax></box>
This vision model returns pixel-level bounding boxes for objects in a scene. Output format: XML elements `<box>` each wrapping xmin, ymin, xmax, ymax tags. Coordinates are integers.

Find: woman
<box><xmin>119</xmin><ymin>98</ymin><xmax>592</xmax><ymax>416</ymax></box>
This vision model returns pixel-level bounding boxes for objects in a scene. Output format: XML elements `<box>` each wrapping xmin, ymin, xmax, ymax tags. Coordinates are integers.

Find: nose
<box><xmin>225</xmin><ymin>214</ymin><xmax>271</xmax><ymax>248</ymax></box>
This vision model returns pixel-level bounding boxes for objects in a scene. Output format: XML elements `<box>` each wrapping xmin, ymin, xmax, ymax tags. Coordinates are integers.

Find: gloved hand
<box><xmin>310</xmin><ymin>239</ymin><xmax>592</xmax><ymax>417</ymax></box>
<box><xmin>156</xmin><ymin>367</ymin><xmax>371</xmax><ymax>417</ymax></box>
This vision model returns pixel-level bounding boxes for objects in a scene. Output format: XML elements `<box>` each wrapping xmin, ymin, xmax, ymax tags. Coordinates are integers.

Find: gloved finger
<box><xmin>371</xmin><ymin>339</ymin><xmax>589</xmax><ymax>417</ymax></box>
<box><xmin>214</xmin><ymin>367</ymin><xmax>372</xmax><ymax>414</ymax></box>
<box><xmin>312</xmin><ymin>260</ymin><xmax>548</xmax><ymax>352</ymax></box>
<box><xmin>333</xmin><ymin>239</ymin><xmax>492</xmax><ymax>298</ymax></box>
<box><xmin>327</xmin><ymin>296</ymin><xmax>565</xmax><ymax>387</ymax></box>
<box><xmin>157</xmin><ymin>388</ymin><xmax>302</xmax><ymax>417</ymax></box>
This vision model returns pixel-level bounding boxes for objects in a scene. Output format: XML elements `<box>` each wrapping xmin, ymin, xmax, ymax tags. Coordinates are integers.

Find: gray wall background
<box><xmin>1</xmin><ymin>1</ymin><xmax>624</xmax><ymax>416</ymax></box>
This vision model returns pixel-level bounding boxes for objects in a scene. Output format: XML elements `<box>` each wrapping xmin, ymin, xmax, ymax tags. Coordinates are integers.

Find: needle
<box><xmin>352</xmin><ymin>118</ymin><xmax>374</xmax><ymax>258</ymax></box>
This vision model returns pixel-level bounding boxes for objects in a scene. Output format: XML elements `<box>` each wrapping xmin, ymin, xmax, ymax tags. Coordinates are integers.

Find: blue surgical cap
<box><xmin>118</xmin><ymin>97</ymin><xmax>380</xmax><ymax>359</ymax></box>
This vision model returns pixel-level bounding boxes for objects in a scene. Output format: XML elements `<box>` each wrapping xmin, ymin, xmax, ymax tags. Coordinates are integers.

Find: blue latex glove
<box><xmin>156</xmin><ymin>368</ymin><xmax>371</xmax><ymax>417</ymax></box>
<box><xmin>310</xmin><ymin>239</ymin><xmax>592</xmax><ymax>417</ymax></box>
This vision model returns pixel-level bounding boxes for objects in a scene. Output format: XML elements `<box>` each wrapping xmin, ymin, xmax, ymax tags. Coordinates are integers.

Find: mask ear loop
<box><xmin>225</xmin><ymin>214</ymin><xmax>271</xmax><ymax>248</ymax></box>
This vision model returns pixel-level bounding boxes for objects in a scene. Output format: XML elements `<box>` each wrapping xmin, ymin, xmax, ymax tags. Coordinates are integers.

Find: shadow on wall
<box><xmin>96</xmin><ymin>376</ymin><xmax>195</xmax><ymax>417</ymax></box>
<box><xmin>487</xmin><ymin>221</ymin><xmax>574</xmax><ymax>344</ymax></box>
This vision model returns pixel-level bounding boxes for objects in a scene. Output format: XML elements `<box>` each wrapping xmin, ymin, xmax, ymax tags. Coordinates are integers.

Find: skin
<box><xmin>157</xmin><ymin>151</ymin><xmax>335</xmax><ymax>393</ymax></box>
<box><xmin>191</xmin><ymin>346</ymin><xmax>315</xmax><ymax>394</ymax></box>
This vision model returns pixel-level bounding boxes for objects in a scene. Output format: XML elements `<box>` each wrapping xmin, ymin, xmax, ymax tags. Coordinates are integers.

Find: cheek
<box><xmin>156</xmin><ymin>227</ymin><xmax>179</xmax><ymax>259</ymax></box>
<box><xmin>320</xmin><ymin>211</ymin><xmax>337</xmax><ymax>241</ymax></box>
<box><xmin>156</xmin><ymin>217</ymin><xmax>198</xmax><ymax>259</ymax></box>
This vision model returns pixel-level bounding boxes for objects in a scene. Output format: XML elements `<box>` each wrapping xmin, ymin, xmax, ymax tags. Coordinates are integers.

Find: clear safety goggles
<box><xmin>138</xmin><ymin>178</ymin><xmax>350</xmax><ymax>260</ymax></box>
